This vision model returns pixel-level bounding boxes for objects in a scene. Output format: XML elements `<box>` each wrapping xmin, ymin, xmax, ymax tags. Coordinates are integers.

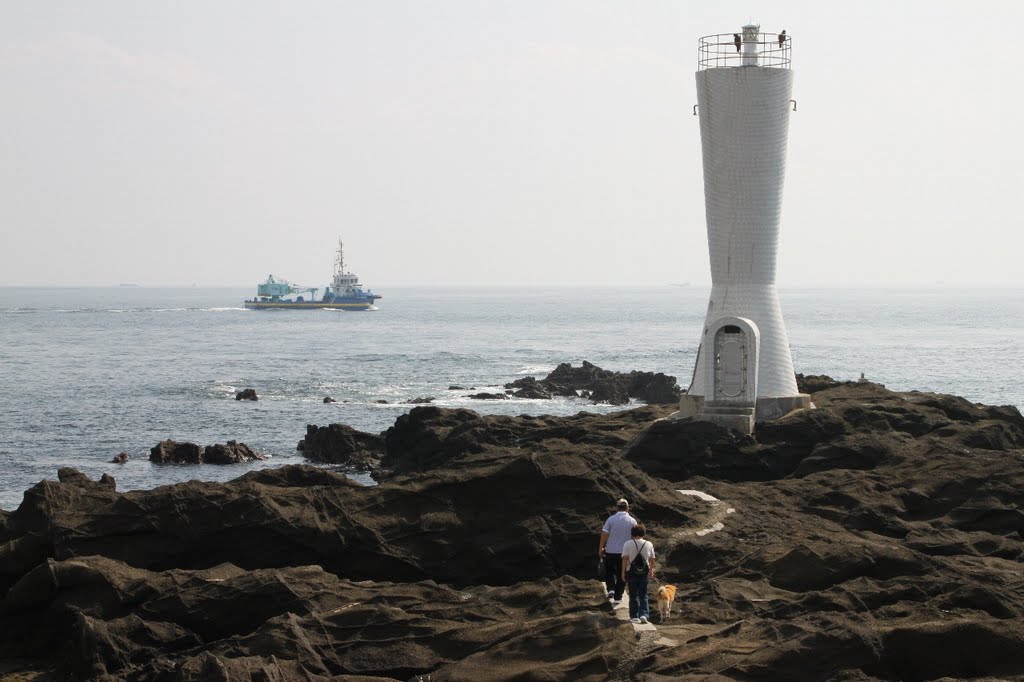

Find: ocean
<box><xmin>1</xmin><ymin>285</ymin><xmax>1021</xmax><ymax>511</ymax></box>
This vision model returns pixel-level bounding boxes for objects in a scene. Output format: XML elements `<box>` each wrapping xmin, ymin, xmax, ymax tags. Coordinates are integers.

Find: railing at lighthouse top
<box><xmin>698</xmin><ymin>25</ymin><xmax>791</xmax><ymax>70</ymax></box>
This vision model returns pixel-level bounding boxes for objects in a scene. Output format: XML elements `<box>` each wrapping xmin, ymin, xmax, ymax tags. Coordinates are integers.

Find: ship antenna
<box><xmin>335</xmin><ymin>238</ymin><xmax>346</xmax><ymax>276</ymax></box>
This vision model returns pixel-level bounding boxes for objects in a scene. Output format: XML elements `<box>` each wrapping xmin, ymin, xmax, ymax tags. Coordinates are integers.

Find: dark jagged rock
<box><xmin>795</xmin><ymin>372</ymin><xmax>851</xmax><ymax>393</ymax></box>
<box><xmin>505</xmin><ymin>361</ymin><xmax>681</xmax><ymax>405</ymax></box>
<box><xmin>625</xmin><ymin>370</ymin><xmax>681</xmax><ymax>404</ymax></box>
<box><xmin>297</xmin><ymin>423</ymin><xmax>385</xmax><ymax>472</ymax></box>
<box><xmin>465</xmin><ymin>392</ymin><xmax>508</xmax><ymax>400</ymax></box>
<box><xmin>322</xmin><ymin>396</ymin><xmax>336</xmax><ymax>403</ymax></box>
<box><xmin>3</xmin><ymin>381</ymin><xmax>1024</xmax><ymax>680</ymax></box>
<box><xmin>404</xmin><ymin>397</ymin><xmax>434</xmax><ymax>404</ymax></box>
<box><xmin>234</xmin><ymin>388</ymin><xmax>258</xmax><ymax>401</ymax></box>
<box><xmin>204</xmin><ymin>441</ymin><xmax>263</xmax><ymax>465</ymax></box>
<box><xmin>148</xmin><ymin>440</ymin><xmax>264</xmax><ymax>465</ymax></box>
<box><xmin>149</xmin><ymin>440</ymin><xmax>204</xmax><ymax>464</ymax></box>
<box><xmin>509</xmin><ymin>377</ymin><xmax>552</xmax><ymax>399</ymax></box>
<box><xmin>111</xmin><ymin>452</ymin><xmax>130</xmax><ymax>464</ymax></box>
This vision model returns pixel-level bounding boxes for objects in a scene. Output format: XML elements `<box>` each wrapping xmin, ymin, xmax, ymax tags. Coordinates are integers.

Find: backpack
<box><xmin>626</xmin><ymin>540</ymin><xmax>649</xmax><ymax>579</ymax></box>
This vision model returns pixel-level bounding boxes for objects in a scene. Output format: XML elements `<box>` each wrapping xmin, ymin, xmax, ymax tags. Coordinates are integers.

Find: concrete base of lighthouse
<box><xmin>755</xmin><ymin>394</ymin><xmax>813</xmax><ymax>421</ymax></box>
<box><xmin>674</xmin><ymin>393</ymin><xmax>812</xmax><ymax>427</ymax></box>
<box><xmin>700</xmin><ymin>402</ymin><xmax>756</xmax><ymax>434</ymax></box>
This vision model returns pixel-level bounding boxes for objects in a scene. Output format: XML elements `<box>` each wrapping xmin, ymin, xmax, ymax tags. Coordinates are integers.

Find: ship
<box><xmin>243</xmin><ymin>240</ymin><xmax>382</xmax><ymax>311</ymax></box>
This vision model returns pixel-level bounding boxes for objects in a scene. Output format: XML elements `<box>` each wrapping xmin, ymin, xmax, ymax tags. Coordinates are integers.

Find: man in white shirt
<box><xmin>598</xmin><ymin>498</ymin><xmax>637</xmax><ymax>602</ymax></box>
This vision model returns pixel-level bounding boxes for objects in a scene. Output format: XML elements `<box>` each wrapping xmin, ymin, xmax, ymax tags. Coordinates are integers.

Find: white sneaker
<box><xmin>629</xmin><ymin>617</ymin><xmax>641</xmax><ymax>624</ymax></box>
<box><xmin>639</xmin><ymin>616</ymin><xmax>649</xmax><ymax>624</ymax></box>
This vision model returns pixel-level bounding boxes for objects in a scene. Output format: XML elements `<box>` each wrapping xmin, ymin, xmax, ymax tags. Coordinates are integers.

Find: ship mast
<box><xmin>334</xmin><ymin>239</ymin><xmax>345</xmax><ymax>276</ymax></box>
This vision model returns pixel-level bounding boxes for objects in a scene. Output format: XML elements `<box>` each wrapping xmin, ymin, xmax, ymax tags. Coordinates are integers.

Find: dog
<box><xmin>656</xmin><ymin>584</ymin><xmax>677</xmax><ymax>621</ymax></box>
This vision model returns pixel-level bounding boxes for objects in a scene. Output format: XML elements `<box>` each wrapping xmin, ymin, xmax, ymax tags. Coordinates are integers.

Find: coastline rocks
<box><xmin>0</xmin><ymin>405</ymin><xmax>690</xmax><ymax>596</ymax></box>
<box><xmin>795</xmin><ymin>372</ymin><xmax>852</xmax><ymax>393</ymax></box>
<box><xmin>465</xmin><ymin>392</ymin><xmax>508</xmax><ymax>400</ymax></box>
<box><xmin>110</xmin><ymin>452</ymin><xmax>130</xmax><ymax>464</ymax></box>
<box><xmin>404</xmin><ymin>397</ymin><xmax>434</xmax><ymax>404</ymax></box>
<box><xmin>378</xmin><ymin>404</ymin><xmax>673</xmax><ymax>480</ymax></box>
<box><xmin>322</xmin><ymin>396</ymin><xmax>336</xmax><ymax>403</ymax></box>
<box><xmin>0</xmin><ymin>558</ymin><xmax>628</xmax><ymax>681</ymax></box>
<box><xmin>297</xmin><ymin>423</ymin><xmax>385</xmax><ymax>472</ymax></box>
<box><xmin>149</xmin><ymin>439</ymin><xmax>264</xmax><ymax>465</ymax></box>
<box><xmin>505</xmin><ymin>361</ymin><xmax>682</xmax><ymax>405</ymax></box>
<box><xmin>234</xmin><ymin>388</ymin><xmax>258</xmax><ymax>401</ymax></box>
<box><xmin>3</xmin><ymin>379</ymin><xmax>1024</xmax><ymax>679</ymax></box>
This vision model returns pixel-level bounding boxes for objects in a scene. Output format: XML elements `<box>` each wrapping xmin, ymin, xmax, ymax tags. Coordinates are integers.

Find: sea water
<box><xmin>1</xmin><ymin>286</ymin><xmax>1021</xmax><ymax>511</ymax></box>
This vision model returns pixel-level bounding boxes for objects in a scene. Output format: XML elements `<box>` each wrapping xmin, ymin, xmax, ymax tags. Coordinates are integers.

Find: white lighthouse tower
<box><xmin>679</xmin><ymin>25</ymin><xmax>811</xmax><ymax>432</ymax></box>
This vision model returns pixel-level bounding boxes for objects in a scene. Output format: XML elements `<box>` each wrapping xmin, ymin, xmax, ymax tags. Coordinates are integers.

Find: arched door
<box><xmin>713</xmin><ymin>325</ymin><xmax>748</xmax><ymax>400</ymax></box>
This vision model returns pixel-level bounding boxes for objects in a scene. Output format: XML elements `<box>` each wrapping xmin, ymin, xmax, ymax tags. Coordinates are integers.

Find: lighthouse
<box><xmin>679</xmin><ymin>25</ymin><xmax>811</xmax><ymax>433</ymax></box>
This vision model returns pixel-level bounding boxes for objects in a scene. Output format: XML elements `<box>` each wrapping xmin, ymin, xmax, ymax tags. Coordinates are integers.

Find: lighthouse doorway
<box><xmin>714</xmin><ymin>325</ymin><xmax>747</xmax><ymax>400</ymax></box>
<box><xmin>703</xmin><ymin>316</ymin><xmax>760</xmax><ymax>406</ymax></box>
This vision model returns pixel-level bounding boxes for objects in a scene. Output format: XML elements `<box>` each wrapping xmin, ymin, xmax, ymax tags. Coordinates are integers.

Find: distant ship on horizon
<box><xmin>243</xmin><ymin>240</ymin><xmax>381</xmax><ymax>311</ymax></box>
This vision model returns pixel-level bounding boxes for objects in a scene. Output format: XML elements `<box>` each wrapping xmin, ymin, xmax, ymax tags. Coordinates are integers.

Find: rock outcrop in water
<box><xmin>2</xmin><ymin>380</ymin><xmax>1024</xmax><ymax>680</ymax></box>
<box><xmin>506</xmin><ymin>360</ymin><xmax>682</xmax><ymax>405</ymax></box>
<box><xmin>234</xmin><ymin>388</ymin><xmax>258</xmax><ymax>401</ymax></box>
<box><xmin>297</xmin><ymin>423</ymin><xmax>385</xmax><ymax>472</ymax></box>
<box><xmin>149</xmin><ymin>439</ymin><xmax>264</xmax><ymax>465</ymax></box>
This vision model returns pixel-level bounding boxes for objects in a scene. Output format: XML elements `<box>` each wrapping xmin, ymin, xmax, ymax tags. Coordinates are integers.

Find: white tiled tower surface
<box><xmin>688</xmin><ymin>64</ymin><xmax>800</xmax><ymax>400</ymax></box>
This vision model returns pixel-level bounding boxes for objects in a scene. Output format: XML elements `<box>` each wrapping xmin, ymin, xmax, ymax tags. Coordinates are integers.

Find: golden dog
<box><xmin>656</xmin><ymin>584</ymin><xmax>677</xmax><ymax>621</ymax></box>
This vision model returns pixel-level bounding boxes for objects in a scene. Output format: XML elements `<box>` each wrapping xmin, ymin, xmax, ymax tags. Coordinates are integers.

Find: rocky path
<box><xmin>662</xmin><ymin>488</ymin><xmax>735</xmax><ymax>559</ymax></box>
<box><xmin>605</xmin><ymin>487</ymin><xmax>735</xmax><ymax>679</ymax></box>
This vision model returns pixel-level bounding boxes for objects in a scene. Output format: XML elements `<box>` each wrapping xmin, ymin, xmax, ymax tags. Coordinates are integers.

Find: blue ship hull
<box><xmin>244</xmin><ymin>295</ymin><xmax>380</xmax><ymax>311</ymax></box>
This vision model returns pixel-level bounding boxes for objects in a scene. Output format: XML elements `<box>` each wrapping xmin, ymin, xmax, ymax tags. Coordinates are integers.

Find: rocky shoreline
<box><xmin>1</xmin><ymin>377</ymin><xmax>1023</xmax><ymax>680</ymax></box>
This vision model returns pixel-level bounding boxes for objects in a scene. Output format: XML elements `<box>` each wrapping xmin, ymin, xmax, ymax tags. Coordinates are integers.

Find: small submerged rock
<box><xmin>235</xmin><ymin>388</ymin><xmax>258</xmax><ymax>401</ymax></box>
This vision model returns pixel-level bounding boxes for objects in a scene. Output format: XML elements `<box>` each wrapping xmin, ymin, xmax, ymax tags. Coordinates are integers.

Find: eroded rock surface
<box><xmin>2</xmin><ymin>380</ymin><xmax>1024</xmax><ymax>680</ymax></box>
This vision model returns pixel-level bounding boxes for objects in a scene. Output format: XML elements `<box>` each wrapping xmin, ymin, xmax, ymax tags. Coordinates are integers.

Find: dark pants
<box><xmin>603</xmin><ymin>554</ymin><xmax>625</xmax><ymax>599</ymax></box>
<box><xmin>628</xmin><ymin>574</ymin><xmax>650</xmax><ymax>620</ymax></box>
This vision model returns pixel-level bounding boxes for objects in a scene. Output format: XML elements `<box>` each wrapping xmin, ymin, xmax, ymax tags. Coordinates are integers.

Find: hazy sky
<box><xmin>1</xmin><ymin>1</ymin><xmax>1021</xmax><ymax>287</ymax></box>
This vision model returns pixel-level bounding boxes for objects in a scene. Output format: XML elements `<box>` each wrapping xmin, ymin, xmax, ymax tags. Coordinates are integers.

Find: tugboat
<box><xmin>244</xmin><ymin>240</ymin><xmax>382</xmax><ymax>311</ymax></box>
